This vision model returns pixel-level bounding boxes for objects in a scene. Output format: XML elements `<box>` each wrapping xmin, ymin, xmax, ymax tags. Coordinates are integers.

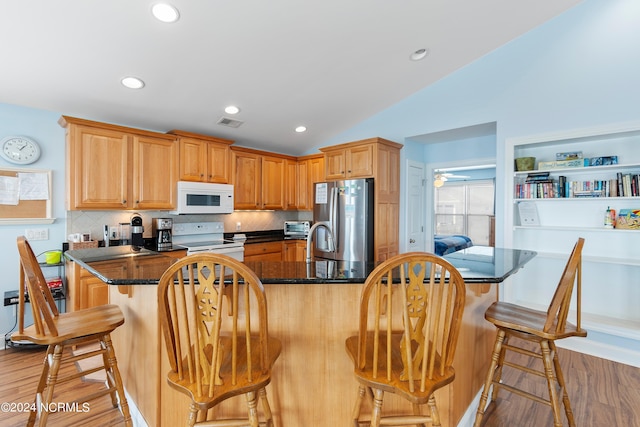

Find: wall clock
<box><xmin>0</xmin><ymin>136</ymin><xmax>41</xmax><ymax>165</ymax></box>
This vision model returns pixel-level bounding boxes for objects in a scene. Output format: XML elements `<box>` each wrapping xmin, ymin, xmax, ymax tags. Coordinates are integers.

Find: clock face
<box><xmin>0</xmin><ymin>136</ymin><xmax>41</xmax><ymax>164</ymax></box>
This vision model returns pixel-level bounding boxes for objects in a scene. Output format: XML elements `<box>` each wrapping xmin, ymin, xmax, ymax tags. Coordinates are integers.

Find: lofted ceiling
<box><xmin>1</xmin><ymin>1</ymin><xmax>581</xmax><ymax>155</ymax></box>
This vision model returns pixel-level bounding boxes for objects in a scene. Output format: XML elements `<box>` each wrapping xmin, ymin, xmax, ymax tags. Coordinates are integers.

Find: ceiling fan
<box><xmin>433</xmin><ymin>172</ymin><xmax>471</xmax><ymax>187</ymax></box>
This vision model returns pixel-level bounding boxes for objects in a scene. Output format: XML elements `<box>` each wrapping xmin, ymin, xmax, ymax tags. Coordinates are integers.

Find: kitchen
<box><xmin>1</xmin><ymin>0</ymin><xmax>640</xmax><ymax>425</ymax></box>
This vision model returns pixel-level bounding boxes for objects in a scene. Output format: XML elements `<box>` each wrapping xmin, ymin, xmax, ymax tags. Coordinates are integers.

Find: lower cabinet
<box><xmin>284</xmin><ymin>239</ymin><xmax>307</xmax><ymax>262</ymax></box>
<box><xmin>66</xmin><ymin>260</ymin><xmax>128</xmax><ymax>311</ymax></box>
<box><xmin>244</xmin><ymin>241</ymin><xmax>283</xmax><ymax>262</ymax></box>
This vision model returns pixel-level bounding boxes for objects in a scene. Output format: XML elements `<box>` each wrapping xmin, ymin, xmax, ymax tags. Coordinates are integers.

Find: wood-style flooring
<box><xmin>0</xmin><ymin>339</ymin><xmax>639</xmax><ymax>426</ymax></box>
<box><xmin>0</xmin><ymin>343</ymin><xmax>127</xmax><ymax>427</ymax></box>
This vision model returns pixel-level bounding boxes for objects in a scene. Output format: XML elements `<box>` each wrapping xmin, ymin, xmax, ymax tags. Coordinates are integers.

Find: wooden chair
<box><xmin>473</xmin><ymin>238</ymin><xmax>586</xmax><ymax>427</ymax></box>
<box><xmin>157</xmin><ymin>253</ymin><xmax>281</xmax><ymax>427</ymax></box>
<box><xmin>12</xmin><ymin>236</ymin><xmax>132</xmax><ymax>426</ymax></box>
<box><xmin>345</xmin><ymin>252</ymin><xmax>467</xmax><ymax>427</ymax></box>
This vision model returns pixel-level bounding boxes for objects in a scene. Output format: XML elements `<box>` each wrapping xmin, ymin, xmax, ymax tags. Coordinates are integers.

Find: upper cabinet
<box><xmin>231</xmin><ymin>147</ymin><xmax>293</xmax><ymax>210</ymax></box>
<box><xmin>169</xmin><ymin>130</ymin><xmax>233</xmax><ymax>184</ymax></box>
<box><xmin>322</xmin><ymin>142</ymin><xmax>374</xmax><ymax>179</ymax></box>
<box><xmin>321</xmin><ymin>137</ymin><xmax>403</xmax><ymax>261</ymax></box>
<box><xmin>296</xmin><ymin>154</ymin><xmax>324</xmax><ymax>211</ymax></box>
<box><xmin>60</xmin><ymin>116</ymin><xmax>178</xmax><ymax>211</ymax></box>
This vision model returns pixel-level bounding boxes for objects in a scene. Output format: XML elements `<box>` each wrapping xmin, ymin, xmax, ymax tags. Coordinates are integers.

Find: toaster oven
<box><xmin>284</xmin><ymin>221</ymin><xmax>310</xmax><ymax>238</ymax></box>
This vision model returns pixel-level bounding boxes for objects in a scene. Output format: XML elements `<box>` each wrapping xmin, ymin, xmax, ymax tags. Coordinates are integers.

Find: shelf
<box><xmin>514</xmin><ymin>162</ymin><xmax>640</xmax><ymax>177</ymax></box>
<box><xmin>513</xmin><ymin>225</ymin><xmax>639</xmax><ymax>233</ymax></box>
<box><xmin>514</xmin><ymin>196</ymin><xmax>640</xmax><ymax>202</ymax></box>
<box><xmin>524</xmin><ymin>249</ymin><xmax>640</xmax><ymax>267</ymax></box>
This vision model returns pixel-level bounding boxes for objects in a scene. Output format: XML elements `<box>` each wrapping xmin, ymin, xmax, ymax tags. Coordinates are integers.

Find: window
<box><xmin>434</xmin><ymin>179</ymin><xmax>495</xmax><ymax>246</ymax></box>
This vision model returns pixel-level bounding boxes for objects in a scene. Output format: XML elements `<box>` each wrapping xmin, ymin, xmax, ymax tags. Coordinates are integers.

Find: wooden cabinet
<box><xmin>66</xmin><ymin>260</ymin><xmax>128</xmax><ymax>311</ymax></box>
<box><xmin>170</xmin><ymin>130</ymin><xmax>233</xmax><ymax>183</ymax></box>
<box><xmin>261</xmin><ymin>155</ymin><xmax>286</xmax><ymax>210</ymax></box>
<box><xmin>323</xmin><ymin>142</ymin><xmax>373</xmax><ymax>180</ymax></box>
<box><xmin>60</xmin><ymin>116</ymin><xmax>178</xmax><ymax>210</ymax></box>
<box><xmin>231</xmin><ymin>147</ymin><xmax>292</xmax><ymax>210</ymax></box>
<box><xmin>244</xmin><ymin>241</ymin><xmax>283</xmax><ymax>262</ymax></box>
<box><xmin>295</xmin><ymin>154</ymin><xmax>324</xmax><ymax>211</ymax></box>
<box><xmin>320</xmin><ymin>138</ymin><xmax>402</xmax><ymax>261</ymax></box>
<box><xmin>132</xmin><ymin>134</ymin><xmax>178</xmax><ymax>209</ymax></box>
<box><xmin>284</xmin><ymin>239</ymin><xmax>307</xmax><ymax>262</ymax></box>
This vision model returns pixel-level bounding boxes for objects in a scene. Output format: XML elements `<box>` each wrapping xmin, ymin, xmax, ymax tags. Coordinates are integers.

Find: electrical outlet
<box><xmin>236</xmin><ymin>222</ymin><xmax>242</xmax><ymax>231</ymax></box>
<box><xmin>25</xmin><ymin>228</ymin><xmax>49</xmax><ymax>240</ymax></box>
<box><xmin>109</xmin><ymin>226</ymin><xmax>119</xmax><ymax>240</ymax></box>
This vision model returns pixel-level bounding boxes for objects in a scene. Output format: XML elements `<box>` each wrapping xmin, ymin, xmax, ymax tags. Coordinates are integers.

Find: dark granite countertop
<box><xmin>64</xmin><ymin>245</ymin><xmax>536</xmax><ymax>285</ymax></box>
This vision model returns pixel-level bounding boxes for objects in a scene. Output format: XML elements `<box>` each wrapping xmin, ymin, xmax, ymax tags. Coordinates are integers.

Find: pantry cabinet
<box><xmin>60</xmin><ymin>116</ymin><xmax>177</xmax><ymax>210</ymax></box>
<box><xmin>170</xmin><ymin>130</ymin><xmax>233</xmax><ymax>183</ymax></box>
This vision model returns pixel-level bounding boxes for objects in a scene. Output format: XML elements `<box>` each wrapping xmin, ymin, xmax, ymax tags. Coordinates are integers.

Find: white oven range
<box><xmin>172</xmin><ymin>221</ymin><xmax>244</xmax><ymax>261</ymax></box>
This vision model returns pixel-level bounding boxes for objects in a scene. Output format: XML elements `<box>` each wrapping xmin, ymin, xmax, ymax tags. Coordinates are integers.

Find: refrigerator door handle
<box><xmin>329</xmin><ymin>186</ymin><xmax>339</xmax><ymax>250</ymax></box>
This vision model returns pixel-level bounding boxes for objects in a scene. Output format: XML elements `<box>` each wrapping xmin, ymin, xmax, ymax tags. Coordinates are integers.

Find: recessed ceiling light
<box><xmin>152</xmin><ymin>3</ymin><xmax>180</xmax><ymax>23</ymax></box>
<box><xmin>410</xmin><ymin>48</ymin><xmax>429</xmax><ymax>61</ymax></box>
<box><xmin>224</xmin><ymin>106</ymin><xmax>240</xmax><ymax>115</ymax></box>
<box><xmin>121</xmin><ymin>76</ymin><xmax>145</xmax><ymax>89</ymax></box>
<box><xmin>295</xmin><ymin>126</ymin><xmax>307</xmax><ymax>133</ymax></box>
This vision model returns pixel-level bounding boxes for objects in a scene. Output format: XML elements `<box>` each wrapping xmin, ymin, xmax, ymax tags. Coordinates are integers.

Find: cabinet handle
<box><xmin>122</xmin><ymin>200</ymin><xmax>127</xmax><ymax>204</ymax></box>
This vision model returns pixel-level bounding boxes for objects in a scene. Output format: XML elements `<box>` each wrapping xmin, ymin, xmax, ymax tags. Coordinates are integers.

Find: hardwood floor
<box><xmin>0</xmin><ymin>339</ymin><xmax>638</xmax><ymax>426</ymax></box>
<box><xmin>0</xmin><ymin>343</ymin><xmax>127</xmax><ymax>427</ymax></box>
<box><xmin>476</xmin><ymin>338</ymin><xmax>640</xmax><ymax>427</ymax></box>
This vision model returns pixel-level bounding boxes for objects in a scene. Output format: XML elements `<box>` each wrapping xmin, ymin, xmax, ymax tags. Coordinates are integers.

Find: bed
<box><xmin>434</xmin><ymin>235</ymin><xmax>473</xmax><ymax>256</ymax></box>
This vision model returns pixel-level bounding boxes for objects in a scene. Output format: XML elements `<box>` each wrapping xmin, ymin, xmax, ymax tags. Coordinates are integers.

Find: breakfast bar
<box><xmin>64</xmin><ymin>246</ymin><xmax>535</xmax><ymax>427</ymax></box>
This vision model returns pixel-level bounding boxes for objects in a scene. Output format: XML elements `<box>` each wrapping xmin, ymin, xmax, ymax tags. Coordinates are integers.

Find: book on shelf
<box><xmin>517</xmin><ymin>202</ymin><xmax>540</xmax><ymax>226</ymax></box>
<box><xmin>616</xmin><ymin>209</ymin><xmax>640</xmax><ymax>229</ymax></box>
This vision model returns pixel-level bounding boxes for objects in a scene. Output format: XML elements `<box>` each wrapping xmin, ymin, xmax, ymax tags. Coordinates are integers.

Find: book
<box><xmin>518</xmin><ymin>202</ymin><xmax>540</xmax><ymax>226</ymax></box>
<box><xmin>616</xmin><ymin>209</ymin><xmax>640</xmax><ymax>229</ymax></box>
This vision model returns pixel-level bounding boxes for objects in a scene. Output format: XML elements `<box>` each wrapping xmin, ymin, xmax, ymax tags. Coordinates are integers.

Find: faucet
<box><xmin>306</xmin><ymin>221</ymin><xmax>335</xmax><ymax>263</ymax></box>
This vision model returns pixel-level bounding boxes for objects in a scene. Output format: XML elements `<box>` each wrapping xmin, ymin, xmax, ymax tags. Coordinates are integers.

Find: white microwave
<box><xmin>171</xmin><ymin>181</ymin><xmax>234</xmax><ymax>214</ymax></box>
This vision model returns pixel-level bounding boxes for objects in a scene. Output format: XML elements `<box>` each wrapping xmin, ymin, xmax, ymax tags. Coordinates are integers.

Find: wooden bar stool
<box><xmin>12</xmin><ymin>236</ymin><xmax>132</xmax><ymax>426</ymax></box>
<box><xmin>157</xmin><ymin>253</ymin><xmax>281</xmax><ymax>426</ymax></box>
<box><xmin>345</xmin><ymin>252</ymin><xmax>467</xmax><ymax>426</ymax></box>
<box><xmin>473</xmin><ymin>238</ymin><xmax>586</xmax><ymax>427</ymax></box>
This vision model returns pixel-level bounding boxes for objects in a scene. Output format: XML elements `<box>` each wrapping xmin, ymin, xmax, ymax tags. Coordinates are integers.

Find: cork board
<box><xmin>0</xmin><ymin>168</ymin><xmax>52</xmax><ymax>223</ymax></box>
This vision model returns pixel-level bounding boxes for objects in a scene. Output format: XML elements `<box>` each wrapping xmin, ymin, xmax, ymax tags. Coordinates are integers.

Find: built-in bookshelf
<box><xmin>504</xmin><ymin>121</ymin><xmax>640</xmax><ymax>366</ymax></box>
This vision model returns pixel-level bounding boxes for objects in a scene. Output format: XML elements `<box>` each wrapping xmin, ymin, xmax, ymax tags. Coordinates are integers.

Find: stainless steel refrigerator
<box><xmin>312</xmin><ymin>178</ymin><xmax>374</xmax><ymax>262</ymax></box>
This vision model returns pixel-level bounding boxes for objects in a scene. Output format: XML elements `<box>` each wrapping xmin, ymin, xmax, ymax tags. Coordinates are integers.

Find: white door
<box><xmin>406</xmin><ymin>161</ymin><xmax>426</xmax><ymax>252</ymax></box>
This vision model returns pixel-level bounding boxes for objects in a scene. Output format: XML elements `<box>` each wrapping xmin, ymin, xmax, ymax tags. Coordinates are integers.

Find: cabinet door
<box><xmin>133</xmin><ymin>135</ymin><xmax>178</xmax><ymax>209</ymax></box>
<box><xmin>285</xmin><ymin>160</ymin><xmax>300</xmax><ymax>210</ymax></box>
<box><xmin>296</xmin><ymin>160</ymin><xmax>309</xmax><ymax>210</ymax></box>
<box><xmin>178</xmin><ymin>138</ymin><xmax>207</xmax><ymax>181</ymax></box>
<box><xmin>283</xmin><ymin>240</ymin><xmax>297</xmax><ymax>262</ymax></box>
<box><xmin>261</xmin><ymin>155</ymin><xmax>286</xmax><ymax>210</ymax></box>
<box><xmin>232</xmin><ymin>151</ymin><xmax>261</xmax><ymax>209</ymax></box>
<box><xmin>82</xmin><ymin>278</ymin><xmax>110</xmax><ymax>309</ymax></box>
<box><xmin>68</xmin><ymin>125</ymin><xmax>130</xmax><ymax>209</ymax></box>
<box><xmin>206</xmin><ymin>142</ymin><xmax>230</xmax><ymax>183</ymax></box>
<box><xmin>324</xmin><ymin>149</ymin><xmax>346</xmax><ymax>180</ymax></box>
<box><xmin>244</xmin><ymin>241</ymin><xmax>283</xmax><ymax>262</ymax></box>
<box><xmin>346</xmin><ymin>144</ymin><xmax>374</xmax><ymax>178</ymax></box>
<box><xmin>306</xmin><ymin>155</ymin><xmax>325</xmax><ymax>210</ymax></box>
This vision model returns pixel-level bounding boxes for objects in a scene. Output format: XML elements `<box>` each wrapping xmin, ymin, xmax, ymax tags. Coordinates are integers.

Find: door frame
<box><xmin>426</xmin><ymin>157</ymin><xmax>495</xmax><ymax>252</ymax></box>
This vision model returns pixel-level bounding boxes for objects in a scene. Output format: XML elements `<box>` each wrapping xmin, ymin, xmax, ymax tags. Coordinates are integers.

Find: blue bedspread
<box><xmin>434</xmin><ymin>235</ymin><xmax>473</xmax><ymax>256</ymax></box>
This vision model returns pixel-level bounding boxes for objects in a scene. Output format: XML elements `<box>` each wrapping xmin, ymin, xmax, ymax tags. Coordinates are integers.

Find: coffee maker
<box><xmin>130</xmin><ymin>214</ymin><xmax>145</xmax><ymax>247</ymax></box>
<box><xmin>152</xmin><ymin>218</ymin><xmax>173</xmax><ymax>251</ymax></box>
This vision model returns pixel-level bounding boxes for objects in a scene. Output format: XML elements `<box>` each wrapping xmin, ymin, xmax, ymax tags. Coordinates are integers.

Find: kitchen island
<box><xmin>64</xmin><ymin>246</ymin><xmax>535</xmax><ymax>427</ymax></box>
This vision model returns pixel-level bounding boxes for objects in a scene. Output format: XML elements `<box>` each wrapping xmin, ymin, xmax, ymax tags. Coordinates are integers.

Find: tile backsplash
<box><xmin>67</xmin><ymin>210</ymin><xmax>312</xmax><ymax>242</ymax></box>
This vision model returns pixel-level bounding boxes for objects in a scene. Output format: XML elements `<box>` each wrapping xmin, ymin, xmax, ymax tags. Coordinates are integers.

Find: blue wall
<box><xmin>0</xmin><ymin>104</ymin><xmax>66</xmax><ymax>340</ymax></box>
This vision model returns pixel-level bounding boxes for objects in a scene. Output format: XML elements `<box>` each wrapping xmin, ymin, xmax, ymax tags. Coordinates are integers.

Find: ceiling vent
<box><xmin>216</xmin><ymin>117</ymin><xmax>244</xmax><ymax>128</ymax></box>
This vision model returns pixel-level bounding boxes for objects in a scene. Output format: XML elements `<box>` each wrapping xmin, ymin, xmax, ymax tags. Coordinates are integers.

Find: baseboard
<box><xmin>125</xmin><ymin>389</ymin><xmax>148</xmax><ymax>427</ymax></box>
<box><xmin>556</xmin><ymin>335</ymin><xmax>640</xmax><ymax>368</ymax></box>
